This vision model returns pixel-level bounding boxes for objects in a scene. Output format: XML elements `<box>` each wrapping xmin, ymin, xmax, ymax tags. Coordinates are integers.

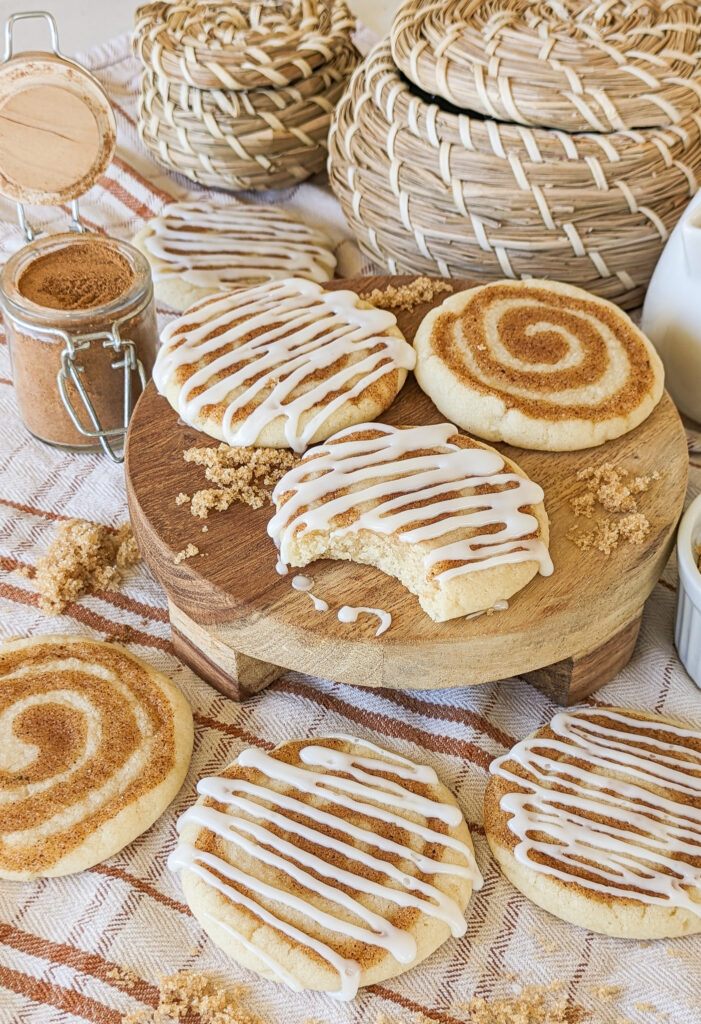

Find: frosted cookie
<box><xmin>414</xmin><ymin>280</ymin><xmax>664</xmax><ymax>451</ymax></box>
<box><xmin>153</xmin><ymin>278</ymin><xmax>415</xmax><ymax>452</ymax></box>
<box><xmin>0</xmin><ymin>635</ymin><xmax>193</xmax><ymax>879</ymax></box>
<box><xmin>169</xmin><ymin>734</ymin><xmax>482</xmax><ymax>998</ymax></box>
<box><xmin>132</xmin><ymin>199</ymin><xmax>336</xmax><ymax>311</ymax></box>
<box><xmin>484</xmin><ymin>707</ymin><xmax>701</xmax><ymax>938</ymax></box>
<box><xmin>268</xmin><ymin>421</ymin><xmax>552</xmax><ymax>621</ymax></box>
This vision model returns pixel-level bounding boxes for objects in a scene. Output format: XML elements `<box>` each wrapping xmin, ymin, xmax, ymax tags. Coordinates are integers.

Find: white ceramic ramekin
<box><xmin>675</xmin><ymin>492</ymin><xmax>701</xmax><ymax>688</ymax></box>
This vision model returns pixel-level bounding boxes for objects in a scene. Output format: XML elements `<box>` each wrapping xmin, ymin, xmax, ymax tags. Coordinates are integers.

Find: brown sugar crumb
<box><xmin>567</xmin><ymin>513</ymin><xmax>650</xmax><ymax>555</ymax></box>
<box><xmin>590</xmin><ymin>984</ymin><xmax>623</xmax><ymax>1003</ymax></box>
<box><xmin>175</xmin><ymin>492</ymin><xmax>190</xmax><ymax>506</ymax></box>
<box><xmin>567</xmin><ymin>463</ymin><xmax>659</xmax><ymax>556</ymax></box>
<box><xmin>122</xmin><ymin>972</ymin><xmax>263</xmax><ymax>1024</ymax></box>
<box><xmin>106</xmin><ymin>965</ymin><xmax>140</xmax><ymax>988</ymax></box>
<box><xmin>453</xmin><ymin>981</ymin><xmax>585</xmax><ymax>1023</ymax></box>
<box><xmin>360</xmin><ymin>276</ymin><xmax>453</xmax><ymax>312</ymax></box>
<box><xmin>182</xmin><ymin>444</ymin><xmax>297</xmax><ymax>518</ymax></box>
<box><xmin>570</xmin><ymin>492</ymin><xmax>596</xmax><ymax>518</ymax></box>
<box><xmin>574</xmin><ymin>463</ymin><xmax>658</xmax><ymax>515</ymax></box>
<box><xmin>530</xmin><ymin>926</ymin><xmax>558</xmax><ymax>953</ymax></box>
<box><xmin>174</xmin><ymin>543</ymin><xmax>199</xmax><ymax>564</ymax></box>
<box><xmin>29</xmin><ymin>519</ymin><xmax>140</xmax><ymax>614</ymax></box>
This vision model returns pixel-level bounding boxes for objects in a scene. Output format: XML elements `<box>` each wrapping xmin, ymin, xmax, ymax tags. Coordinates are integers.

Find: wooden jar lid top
<box><xmin>0</xmin><ymin>49</ymin><xmax>116</xmax><ymax>205</ymax></box>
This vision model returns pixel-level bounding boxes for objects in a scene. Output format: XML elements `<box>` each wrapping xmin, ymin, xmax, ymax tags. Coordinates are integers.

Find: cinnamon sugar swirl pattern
<box><xmin>154</xmin><ymin>278</ymin><xmax>415</xmax><ymax>452</ymax></box>
<box><xmin>414</xmin><ymin>280</ymin><xmax>665</xmax><ymax>451</ymax></box>
<box><xmin>132</xmin><ymin>200</ymin><xmax>336</xmax><ymax>311</ymax></box>
<box><xmin>0</xmin><ymin>636</ymin><xmax>193</xmax><ymax>879</ymax></box>
<box><xmin>269</xmin><ymin>422</ymin><xmax>552</xmax><ymax>621</ymax></box>
<box><xmin>485</xmin><ymin>707</ymin><xmax>701</xmax><ymax>938</ymax></box>
<box><xmin>170</xmin><ymin>735</ymin><xmax>481</xmax><ymax>998</ymax></box>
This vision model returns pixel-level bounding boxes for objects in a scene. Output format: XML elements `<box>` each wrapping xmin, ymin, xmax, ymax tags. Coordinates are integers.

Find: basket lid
<box><xmin>391</xmin><ymin>0</ymin><xmax>701</xmax><ymax>133</ymax></box>
<box><xmin>134</xmin><ymin>0</ymin><xmax>356</xmax><ymax>92</ymax></box>
<box><xmin>0</xmin><ymin>15</ymin><xmax>116</xmax><ymax>206</ymax></box>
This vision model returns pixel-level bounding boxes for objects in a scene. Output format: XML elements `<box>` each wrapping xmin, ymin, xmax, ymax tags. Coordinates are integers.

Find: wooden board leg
<box><xmin>169</xmin><ymin>602</ymin><xmax>283</xmax><ymax>702</ymax></box>
<box><xmin>522</xmin><ymin>612</ymin><xmax>643</xmax><ymax>706</ymax></box>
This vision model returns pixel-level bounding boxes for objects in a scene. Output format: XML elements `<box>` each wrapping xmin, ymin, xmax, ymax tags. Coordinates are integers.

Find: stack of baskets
<box><xmin>328</xmin><ymin>0</ymin><xmax>701</xmax><ymax>308</ymax></box>
<box><xmin>134</xmin><ymin>0</ymin><xmax>358</xmax><ymax>191</ymax></box>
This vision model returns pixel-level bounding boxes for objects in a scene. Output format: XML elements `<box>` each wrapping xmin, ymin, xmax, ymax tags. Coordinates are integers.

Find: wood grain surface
<box><xmin>0</xmin><ymin>52</ymin><xmax>116</xmax><ymax>205</ymax></box>
<box><xmin>126</xmin><ymin>276</ymin><xmax>688</xmax><ymax>693</ymax></box>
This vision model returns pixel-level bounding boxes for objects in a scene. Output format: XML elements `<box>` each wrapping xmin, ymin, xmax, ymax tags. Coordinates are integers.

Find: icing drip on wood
<box><xmin>465</xmin><ymin>599</ymin><xmax>509</xmax><ymax>621</ymax></box>
<box><xmin>154</xmin><ymin>279</ymin><xmax>416</xmax><ymax>452</ymax></box>
<box><xmin>169</xmin><ymin>737</ymin><xmax>481</xmax><ymax>1000</ymax></box>
<box><xmin>291</xmin><ymin>574</ymin><xmax>328</xmax><ymax>611</ymax></box>
<box><xmin>490</xmin><ymin>708</ymin><xmax>701</xmax><ymax>914</ymax></box>
<box><xmin>269</xmin><ymin>421</ymin><xmax>553</xmax><ymax>581</ymax></box>
<box><xmin>143</xmin><ymin>200</ymin><xmax>336</xmax><ymax>288</ymax></box>
<box><xmin>338</xmin><ymin>605</ymin><xmax>391</xmax><ymax>635</ymax></box>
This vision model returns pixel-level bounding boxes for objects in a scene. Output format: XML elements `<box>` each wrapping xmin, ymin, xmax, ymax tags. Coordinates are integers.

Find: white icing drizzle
<box><xmin>338</xmin><ymin>605</ymin><xmax>391</xmax><ymax>636</ymax></box>
<box><xmin>153</xmin><ymin>279</ymin><xmax>415</xmax><ymax>453</ymax></box>
<box><xmin>169</xmin><ymin>739</ymin><xmax>482</xmax><ymax>1000</ymax></box>
<box><xmin>490</xmin><ymin>708</ymin><xmax>701</xmax><ymax>915</ymax></box>
<box><xmin>143</xmin><ymin>199</ymin><xmax>336</xmax><ymax>288</ymax></box>
<box><xmin>275</xmin><ymin>558</ymin><xmax>289</xmax><ymax>576</ymax></box>
<box><xmin>291</xmin><ymin>574</ymin><xmax>328</xmax><ymax>612</ymax></box>
<box><xmin>465</xmin><ymin>599</ymin><xmax>509</xmax><ymax>621</ymax></box>
<box><xmin>269</xmin><ymin>421</ymin><xmax>553</xmax><ymax>582</ymax></box>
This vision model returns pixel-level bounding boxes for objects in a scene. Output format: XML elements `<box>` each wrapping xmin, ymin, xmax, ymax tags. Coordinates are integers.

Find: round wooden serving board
<box><xmin>126</xmin><ymin>276</ymin><xmax>688</xmax><ymax>706</ymax></box>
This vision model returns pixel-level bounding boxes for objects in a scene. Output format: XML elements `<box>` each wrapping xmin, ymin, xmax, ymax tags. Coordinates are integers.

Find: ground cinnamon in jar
<box><xmin>18</xmin><ymin>240</ymin><xmax>134</xmax><ymax>310</ymax></box>
<box><xmin>0</xmin><ymin>233</ymin><xmax>158</xmax><ymax>452</ymax></box>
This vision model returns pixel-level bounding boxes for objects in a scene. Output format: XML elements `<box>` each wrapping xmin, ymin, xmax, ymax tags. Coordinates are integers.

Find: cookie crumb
<box><xmin>174</xmin><ymin>543</ymin><xmax>199</xmax><ymax>564</ymax></box>
<box><xmin>175</xmin><ymin>492</ymin><xmax>190</xmax><ymax>506</ymax></box>
<box><xmin>360</xmin><ymin>276</ymin><xmax>452</xmax><ymax>312</ymax></box>
<box><xmin>183</xmin><ymin>444</ymin><xmax>297</xmax><ymax>517</ymax></box>
<box><xmin>121</xmin><ymin>971</ymin><xmax>262</xmax><ymax>1024</ymax></box>
<box><xmin>29</xmin><ymin>520</ymin><xmax>140</xmax><ymax>614</ymax></box>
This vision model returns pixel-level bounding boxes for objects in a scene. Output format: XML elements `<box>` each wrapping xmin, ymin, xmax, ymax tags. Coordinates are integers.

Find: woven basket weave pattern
<box><xmin>134</xmin><ymin>0</ymin><xmax>358</xmax><ymax>190</ymax></box>
<box><xmin>328</xmin><ymin>38</ymin><xmax>701</xmax><ymax>308</ymax></box>
<box><xmin>391</xmin><ymin>0</ymin><xmax>701</xmax><ymax>132</ymax></box>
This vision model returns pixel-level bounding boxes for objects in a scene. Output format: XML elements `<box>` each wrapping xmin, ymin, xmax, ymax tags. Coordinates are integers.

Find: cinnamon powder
<box><xmin>18</xmin><ymin>240</ymin><xmax>134</xmax><ymax>310</ymax></box>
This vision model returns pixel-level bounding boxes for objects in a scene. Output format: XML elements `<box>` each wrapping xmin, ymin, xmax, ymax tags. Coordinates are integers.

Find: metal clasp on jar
<box><xmin>57</xmin><ymin>323</ymin><xmax>147</xmax><ymax>463</ymax></box>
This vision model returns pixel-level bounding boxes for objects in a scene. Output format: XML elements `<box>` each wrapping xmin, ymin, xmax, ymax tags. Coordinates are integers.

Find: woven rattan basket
<box><xmin>391</xmin><ymin>0</ymin><xmax>701</xmax><ymax>133</ymax></box>
<box><xmin>134</xmin><ymin>0</ymin><xmax>358</xmax><ymax>191</ymax></box>
<box><xmin>328</xmin><ymin>29</ymin><xmax>701</xmax><ymax>308</ymax></box>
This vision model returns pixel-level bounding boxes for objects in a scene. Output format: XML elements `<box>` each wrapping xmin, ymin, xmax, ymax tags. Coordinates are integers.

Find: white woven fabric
<box><xmin>0</xmin><ymin>33</ymin><xmax>699</xmax><ymax>1024</ymax></box>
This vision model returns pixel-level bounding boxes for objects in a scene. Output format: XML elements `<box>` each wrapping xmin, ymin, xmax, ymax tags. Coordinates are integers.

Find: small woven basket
<box><xmin>391</xmin><ymin>0</ymin><xmax>701</xmax><ymax>133</ymax></box>
<box><xmin>328</xmin><ymin>38</ymin><xmax>701</xmax><ymax>309</ymax></box>
<box><xmin>134</xmin><ymin>0</ymin><xmax>358</xmax><ymax>191</ymax></box>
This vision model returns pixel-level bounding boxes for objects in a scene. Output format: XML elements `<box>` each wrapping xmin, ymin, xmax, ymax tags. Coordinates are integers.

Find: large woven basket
<box><xmin>134</xmin><ymin>0</ymin><xmax>358</xmax><ymax>191</ymax></box>
<box><xmin>328</xmin><ymin>32</ymin><xmax>701</xmax><ymax>308</ymax></box>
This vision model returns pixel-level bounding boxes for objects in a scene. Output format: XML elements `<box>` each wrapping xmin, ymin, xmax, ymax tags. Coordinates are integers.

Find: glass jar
<box><xmin>0</xmin><ymin>233</ymin><xmax>158</xmax><ymax>461</ymax></box>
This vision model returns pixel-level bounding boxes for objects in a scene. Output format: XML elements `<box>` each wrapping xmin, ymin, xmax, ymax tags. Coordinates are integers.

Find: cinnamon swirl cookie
<box><xmin>169</xmin><ymin>735</ymin><xmax>482</xmax><ymax>998</ymax></box>
<box><xmin>154</xmin><ymin>278</ymin><xmax>415</xmax><ymax>452</ymax></box>
<box><xmin>268</xmin><ymin>422</ymin><xmax>552</xmax><ymax>621</ymax></box>
<box><xmin>414</xmin><ymin>280</ymin><xmax>664</xmax><ymax>451</ymax></box>
<box><xmin>0</xmin><ymin>636</ymin><xmax>193</xmax><ymax>879</ymax></box>
<box><xmin>132</xmin><ymin>200</ymin><xmax>336</xmax><ymax>311</ymax></box>
<box><xmin>484</xmin><ymin>707</ymin><xmax>701</xmax><ymax>938</ymax></box>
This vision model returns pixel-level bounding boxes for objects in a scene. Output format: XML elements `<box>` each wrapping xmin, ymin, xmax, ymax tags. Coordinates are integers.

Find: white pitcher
<box><xmin>641</xmin><ymin>188</ymin><xmax>701</xmax><ymax>423</ymax></box>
